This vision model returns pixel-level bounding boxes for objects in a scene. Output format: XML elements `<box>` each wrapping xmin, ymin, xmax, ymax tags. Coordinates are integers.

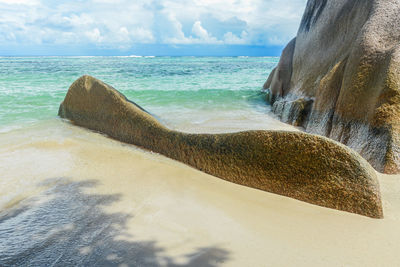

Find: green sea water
<box><xmin>0</xmin><ymin>56</ymin><xmax>278</xmax><ymax>132</ymax></box>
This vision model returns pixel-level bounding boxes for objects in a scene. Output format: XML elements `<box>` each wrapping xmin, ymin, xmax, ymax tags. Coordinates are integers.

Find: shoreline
<box><xmin>1</xmin><ymin>119</ymin><xmax>399</xmax><ymax>266</ymax></box>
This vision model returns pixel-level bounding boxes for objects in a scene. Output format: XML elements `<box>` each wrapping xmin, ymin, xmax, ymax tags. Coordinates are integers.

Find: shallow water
<box><xmin>1</xmin><ymin>57</ymin><xmax>400</xmax><ymax>266</ymax></box>
<box><xmin>0</xmin><ymin>56</ymin><xmax>278</xmax><ymax>132</ymax></box>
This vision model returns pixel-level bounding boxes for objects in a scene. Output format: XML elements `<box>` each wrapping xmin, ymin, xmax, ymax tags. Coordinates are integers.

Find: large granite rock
<box><xmin>59</xmin><ymin>75</ymin><xmax>383</xmax><ymax>218</ymax></box>
<box><xmin>264</xmin><ymin>0</ymin><xmax>400</xmax><ymax>174</ymax></box>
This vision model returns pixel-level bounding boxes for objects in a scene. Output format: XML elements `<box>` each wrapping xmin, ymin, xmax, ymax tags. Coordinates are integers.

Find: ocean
<box><xmin>0</xmin><ymin>56</ymin><xmax>283</xmax><ymax>133</ymax></box>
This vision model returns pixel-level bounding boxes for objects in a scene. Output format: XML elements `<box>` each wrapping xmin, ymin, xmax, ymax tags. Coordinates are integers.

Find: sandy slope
<box><xmin>0</xmin><ymin>119</ymin><xmax>399</xmax><ymax>266</ymax></box>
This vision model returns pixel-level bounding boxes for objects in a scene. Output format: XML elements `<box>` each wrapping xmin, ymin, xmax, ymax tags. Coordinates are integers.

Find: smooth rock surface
<box><xmin>265</xmin><ymin>0</ymin><xmax>400</xmax><ymax>174</ymax></box>
<box><xmin>59</xmin><ymin>75</ymin><xmax>383</xmax><ymax>218</ymax></box>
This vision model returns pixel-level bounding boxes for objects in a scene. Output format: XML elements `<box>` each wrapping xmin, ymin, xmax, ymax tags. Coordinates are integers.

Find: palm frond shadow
<box><xmin>0</xmin><ymin>178</ymin><xmax>229</xmax><ymax>267</ymax></box>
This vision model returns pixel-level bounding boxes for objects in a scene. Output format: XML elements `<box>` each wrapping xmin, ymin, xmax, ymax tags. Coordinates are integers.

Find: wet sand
<box><xmin>0</xmin><ymin>118</ymin><xmax>399</xmax><ymax>266</ymax></box>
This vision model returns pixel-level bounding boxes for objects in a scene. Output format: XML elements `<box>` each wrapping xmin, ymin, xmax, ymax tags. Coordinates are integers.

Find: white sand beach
<box><xmin>1</xmin><ymin>118</ymin><xmax>399</xmax><ymax>266</ymax></box>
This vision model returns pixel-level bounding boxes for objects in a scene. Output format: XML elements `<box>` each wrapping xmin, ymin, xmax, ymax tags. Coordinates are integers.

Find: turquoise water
<box><xmin>0</xmin><ymin>56</ymin><xmax>278</xmax><ymax>131</ymax></box>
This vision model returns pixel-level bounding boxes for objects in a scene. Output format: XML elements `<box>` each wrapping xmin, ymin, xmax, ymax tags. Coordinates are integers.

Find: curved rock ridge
<box><xmin>264</xmin><ymin>0</ymin><xmax>400</xmax><ymax>174</ymax></box>
<box><xmin>59</xmin><ymin>75</ymin><xmax>383</xmax><ymax>218</ymax></box>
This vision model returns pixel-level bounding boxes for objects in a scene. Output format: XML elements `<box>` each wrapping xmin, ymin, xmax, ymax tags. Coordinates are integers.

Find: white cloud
<box><xmin>164</xmin><ymin>20</ymin><xmax>221</xmax><ymax>44</ymax></box>
<box><xmin>131</xmin><ymin>27</ymin><xmax>154</xmax><ymax>43</ymax></box>
<box><xmin>63</xmin><ymin>13</ymin><xmax>94</xmax><ymax>28</ymax></box>
<box><xmin>0</xmin><ymin>0</ymin><xmax>307</xmax><ymax>50</ymax></box>
<box><xmin>192</xmin><ymin>21</ymin><xmax>208</xmax><ymax>39</ymax></box>
<box><xmin>0</xmin><ymin>0</ymin><xmax>39</xmax><ymax>5</ymax></box>
<box><xmin>191</xmin><ymin>21</ymin><xmax>220</xmax><ymax>44</ymax></box>
<box><xmin>85</xmin><ymin>28</ymin><xmax>102</xmax><ymax>43</ymax></box>
<box><xmin>223</xmin><ymin>31</ymin><xmax>248</xmax><ymax>45</ymax></box>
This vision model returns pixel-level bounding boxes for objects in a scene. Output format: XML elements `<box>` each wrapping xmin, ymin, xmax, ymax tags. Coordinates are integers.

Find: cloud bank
<box><xmin>0</xmin><ymin>0</ymin><xmax>307</xmax><ymax>54</ymax></box>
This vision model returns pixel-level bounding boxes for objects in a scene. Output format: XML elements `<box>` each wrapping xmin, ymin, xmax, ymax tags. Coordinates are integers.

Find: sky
<box><xmin>0</xmin><ymin>0</ymin><xmax>307</xmax><ymax>56</ymax></box>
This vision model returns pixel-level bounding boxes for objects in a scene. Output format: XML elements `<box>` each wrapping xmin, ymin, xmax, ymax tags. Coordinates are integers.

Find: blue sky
<box><xmin>0</xmin><ymin>0</ymin><xmax>307</xmax><ymax>56</ymax></box>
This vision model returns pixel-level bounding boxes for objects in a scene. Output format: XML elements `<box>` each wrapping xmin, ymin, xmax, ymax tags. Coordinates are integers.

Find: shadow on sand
<box><xmin>0</xmin><ymin>178</ymin><xmax>229</xmax><ymax>266</ymax></box>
